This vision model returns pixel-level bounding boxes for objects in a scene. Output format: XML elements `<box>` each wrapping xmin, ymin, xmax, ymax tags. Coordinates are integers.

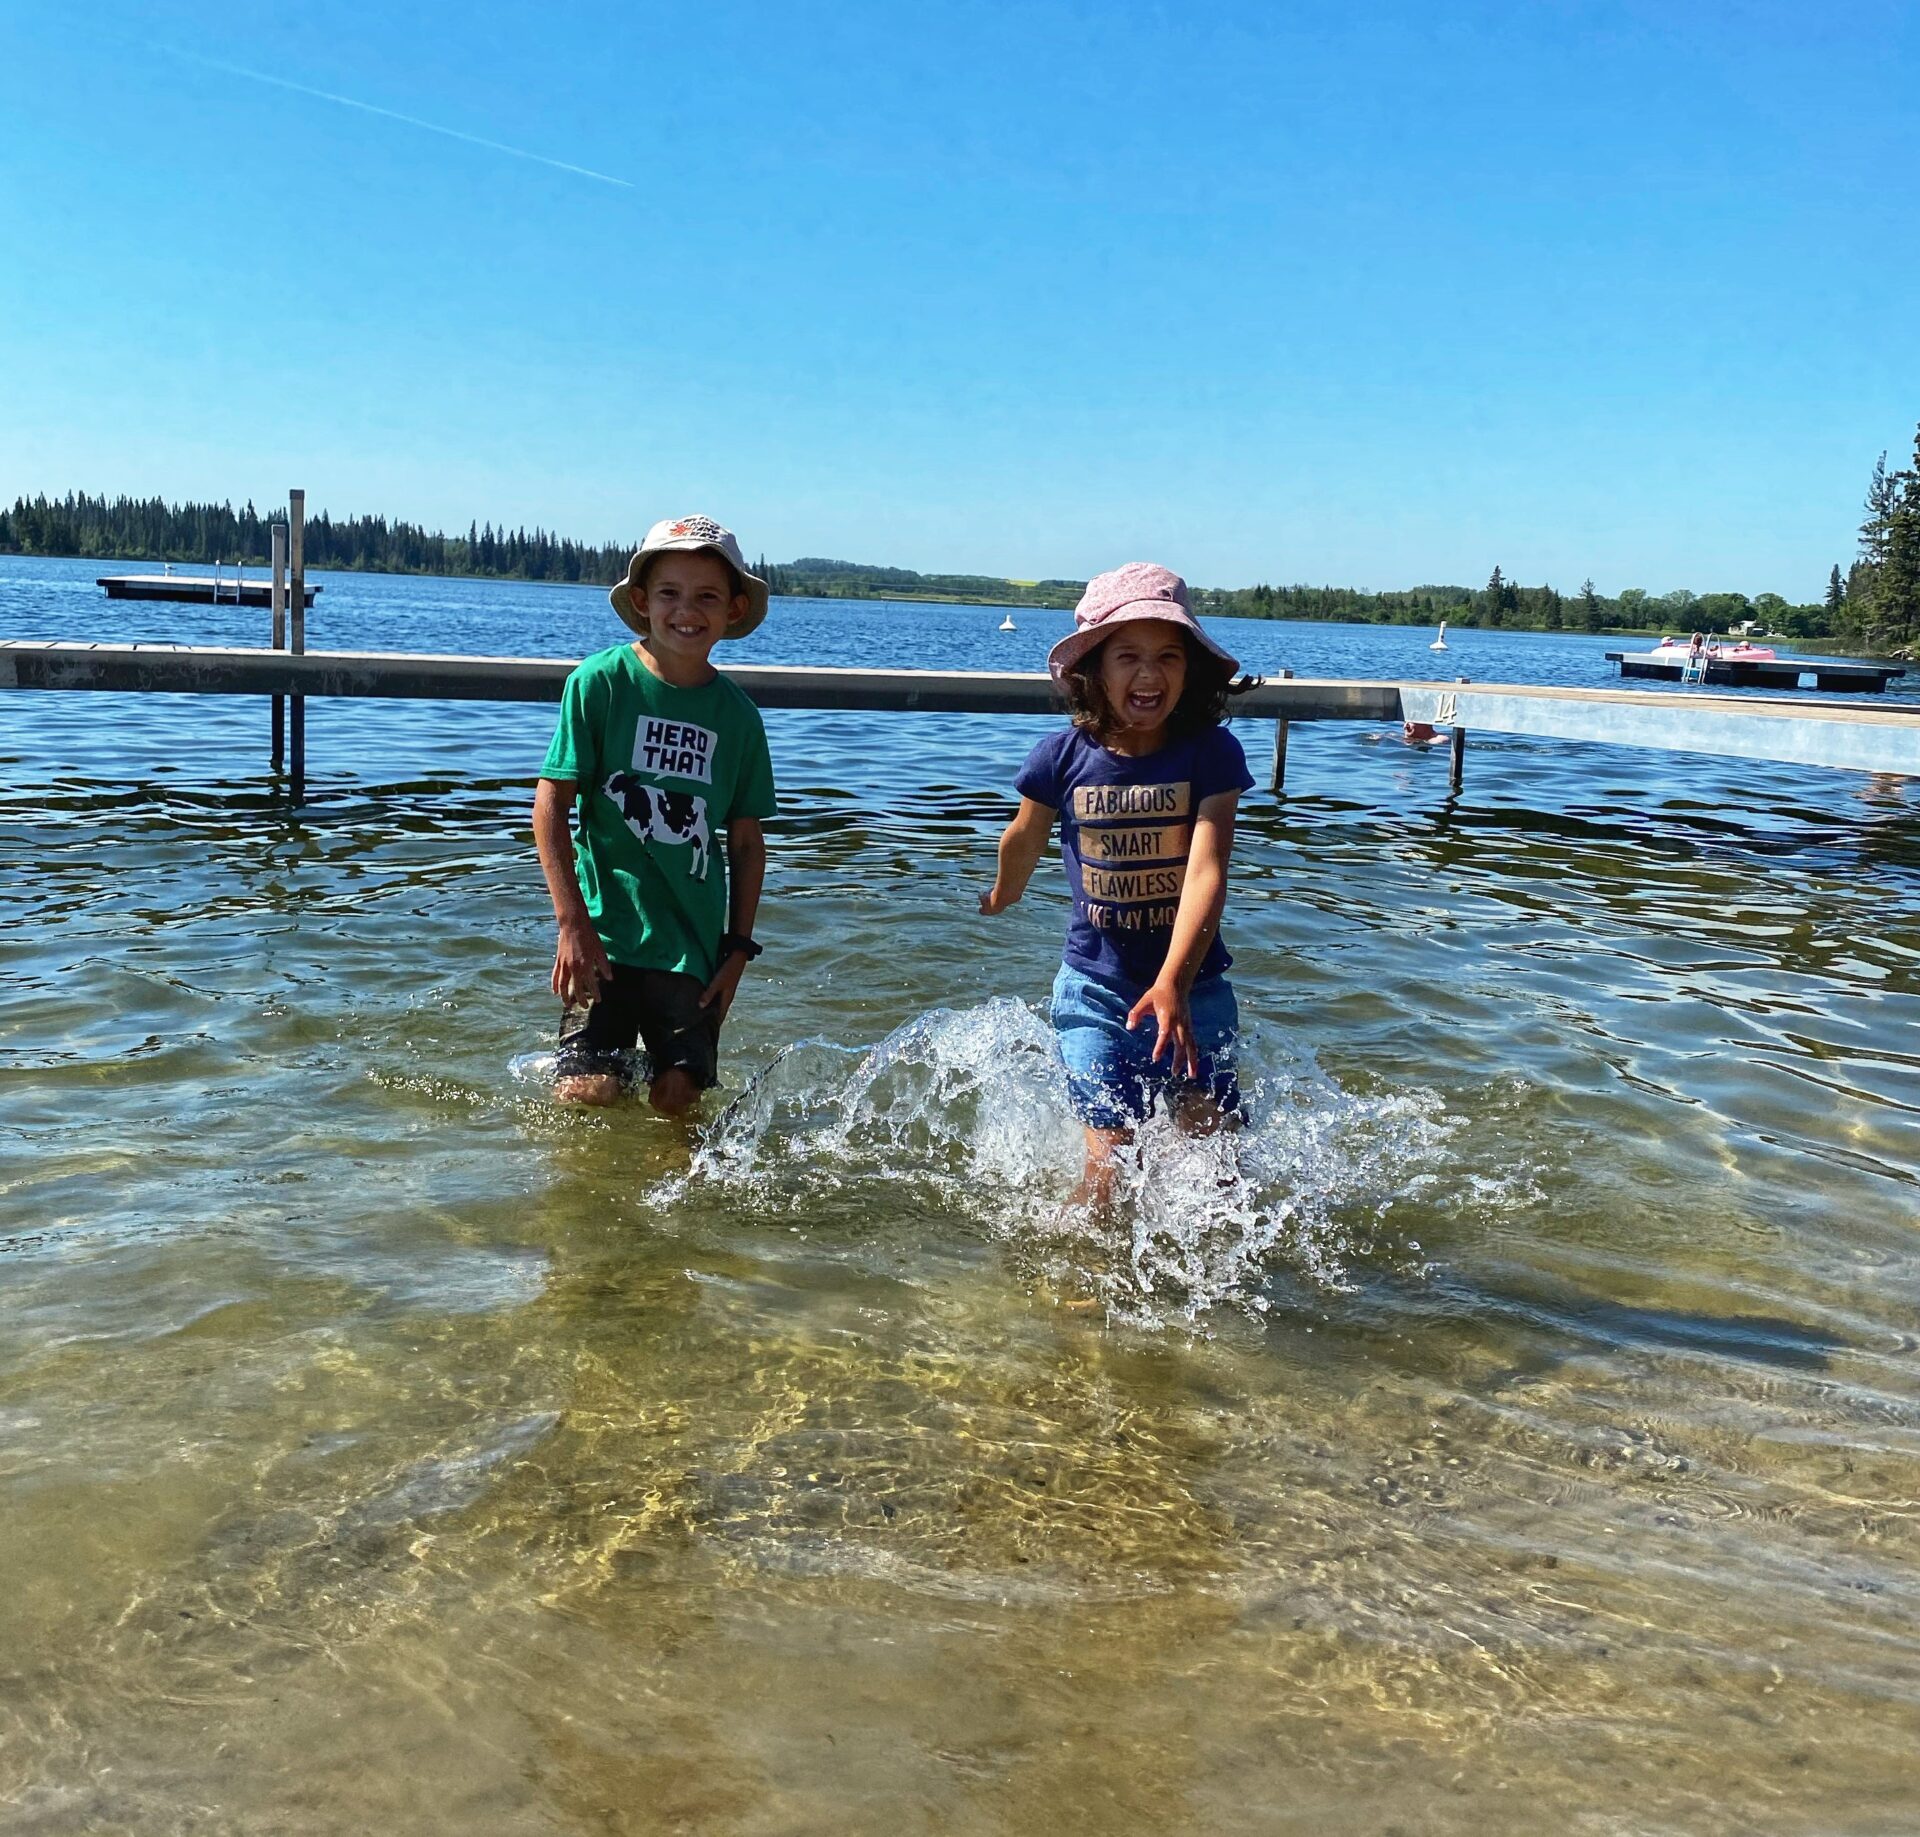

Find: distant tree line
<box><xmin>6</xmin><ymin>438</ymin><xmax>1919</xmax><ymax>650</ymax></box>
<box><xmin>759</xmin><ymin>561</ymin><xmax>1830</xmax><ymax>637</ymax></box>
<box><xmin>1193</xmin><ymin>573</ymin><xmax>1834</xmax><ymax>639</ymax></box>
<box><xmin>0</xmin><ymin>492</ymin><xmax>633</xmax><ymax>585</ymax></box>
<box><xmin>764</xmin><ymin>557</ymin><xmax>1084</xmax><ymax>607</ymax></box>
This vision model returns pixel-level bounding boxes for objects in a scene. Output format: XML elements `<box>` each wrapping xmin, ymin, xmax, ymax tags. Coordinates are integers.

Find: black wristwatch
<box><xmin>718</xmin><ymin>932</ymin><xmax>763</xmax><ymax>962</ymax></box>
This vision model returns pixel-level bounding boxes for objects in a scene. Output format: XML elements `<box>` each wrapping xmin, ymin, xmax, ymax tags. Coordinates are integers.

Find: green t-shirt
<box><xmin>540</xmin><ymin>643</ymin><xmax>776</xmax><ymax>979</ymax></box>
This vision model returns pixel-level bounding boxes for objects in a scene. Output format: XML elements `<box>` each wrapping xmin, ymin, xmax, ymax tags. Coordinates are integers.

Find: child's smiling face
<box><xmin>636</xmin><ymin>551</ymin><xmax>747</xmax><ymax>668</ymax></box>
<box><xmin>1096</xmin><ymin>619</ymin><xmax>1188</xmax><ymax>743</ymax></box>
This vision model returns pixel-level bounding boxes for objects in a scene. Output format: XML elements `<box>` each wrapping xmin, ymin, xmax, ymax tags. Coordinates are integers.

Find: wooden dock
<box><xmin>99</xmin><ymin>573</ymin><xmax>320</xmax><ymax>609</ymax></box>
<box><xmin>6</xmin><ymin>641</ymin><xmax>1920</xmax><ymax>784</ymax></box>
<box><xmin>1607</xmin><ymin>648</ymin><xmax>1902</xmax><ymax>693</ymax></box>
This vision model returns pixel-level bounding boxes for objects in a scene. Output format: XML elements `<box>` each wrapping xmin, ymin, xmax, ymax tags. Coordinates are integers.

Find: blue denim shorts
<box><xmin>1050</xmin><ymin>962</ymin><xmax>1241</xmax><ymax>1131</ymax></box>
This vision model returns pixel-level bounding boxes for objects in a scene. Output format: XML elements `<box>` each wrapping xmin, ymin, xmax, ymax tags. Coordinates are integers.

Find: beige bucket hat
<box><xmin>609</xmin><ymin>515</ymin><xmax>770</xmax><ymax>640</ymax></box>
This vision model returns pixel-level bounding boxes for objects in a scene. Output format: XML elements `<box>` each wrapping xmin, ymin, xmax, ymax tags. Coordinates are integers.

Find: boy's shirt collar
<box><xmin>628</xmin><ymin>640</ymin><xmax>718</xmax><ymax>690</ymax></box>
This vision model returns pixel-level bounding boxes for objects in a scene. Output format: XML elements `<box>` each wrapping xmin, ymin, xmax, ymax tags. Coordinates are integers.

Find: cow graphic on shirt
<box><xmin>603</xmin><ymin>772</ymin><xmax>712</xmax><ymax>879</ymax></box>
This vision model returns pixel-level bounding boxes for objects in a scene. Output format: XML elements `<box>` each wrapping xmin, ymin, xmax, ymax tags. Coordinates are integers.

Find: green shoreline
<box><xmin>10</xmin><ymin>548</ymin><xmax>1899</xmax><ymax>652</ymax></box>
<box><xmin>9</xmin><ymin>455</ymin><xmax>1915</xmax><ymax>654</ymax></box>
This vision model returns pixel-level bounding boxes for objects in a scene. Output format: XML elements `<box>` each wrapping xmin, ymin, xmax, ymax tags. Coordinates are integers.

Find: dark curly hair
<box><xmin>1060</xmin><ymin>628</ymin><xmax>1250</xmax><ymax>744</ymax></box>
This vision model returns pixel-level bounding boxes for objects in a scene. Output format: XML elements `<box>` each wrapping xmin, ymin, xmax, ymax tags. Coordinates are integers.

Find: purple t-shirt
<box><xmin>1014</xmin><ymin>724</ymin><xmax>1254</xmax><ymax>990</ymax></box>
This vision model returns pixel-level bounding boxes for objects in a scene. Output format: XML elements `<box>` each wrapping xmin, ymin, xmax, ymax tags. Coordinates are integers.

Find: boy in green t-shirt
<box><xmin>534</xmin><ymin>516</ymin><xmax>776</xmax><ymax>1113</ymax></box>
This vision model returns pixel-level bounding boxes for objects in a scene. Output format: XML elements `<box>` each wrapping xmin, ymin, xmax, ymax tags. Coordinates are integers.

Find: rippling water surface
<box><xmin>4</xmin><ymin>557</ymin><xmax>1919</xmax><ymax>1833</ymax></box>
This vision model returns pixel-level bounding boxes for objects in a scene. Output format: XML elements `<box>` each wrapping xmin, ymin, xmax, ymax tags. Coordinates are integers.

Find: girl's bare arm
<box><xmin>980</xmin><ymin>797</ymin><xmax>1056</xmax><ymax>914</ymax></box>
<box><xmin>1127</xmin><ymin>790</ymin><xmax>1240</xmax><ymax>1073</ymax></box>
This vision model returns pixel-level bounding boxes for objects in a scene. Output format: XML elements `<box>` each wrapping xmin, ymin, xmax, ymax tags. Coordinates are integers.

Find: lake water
<box><xmin>4</xmin><ymin>555</ymin><xmax>1919</xmax><ymax>1834</ymax></box>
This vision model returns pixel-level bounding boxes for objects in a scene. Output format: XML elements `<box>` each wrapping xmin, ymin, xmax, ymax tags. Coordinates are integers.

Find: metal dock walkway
<box><xmin>6</xmin><ymin>641</ymin><xmax>1919</xmax><ymax>792</ymax></box>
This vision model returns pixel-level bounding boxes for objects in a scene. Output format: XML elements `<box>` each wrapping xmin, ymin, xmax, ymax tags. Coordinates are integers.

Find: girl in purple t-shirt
<box><xmin>981</xmin><ymin>562</ymin><xmax>1254</xmax><ymax>1208</ymax></box>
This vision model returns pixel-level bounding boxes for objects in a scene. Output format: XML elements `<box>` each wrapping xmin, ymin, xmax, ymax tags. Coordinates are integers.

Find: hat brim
<box><xmin>609</xmin><ymin>544</ymin><xmax>770</xmax><ymax>642</ymax></box>
<box><xmin>1047</xmin><ymin>602</ymin><xmax>1238</xmax><ymax>685</ymax></box>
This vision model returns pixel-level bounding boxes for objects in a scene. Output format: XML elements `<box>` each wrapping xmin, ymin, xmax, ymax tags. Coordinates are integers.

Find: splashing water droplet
<box><xmin>652</xmin><ymin>1001</ymin><xmax>1462</xmax><ymax>1325</ymax></box>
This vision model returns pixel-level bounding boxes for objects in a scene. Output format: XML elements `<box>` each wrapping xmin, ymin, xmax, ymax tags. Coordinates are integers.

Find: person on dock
<box><xmin>533</xmin><ymin>517</ymin><xmax>775</xmax><ymax>1113</ymax></box>
<box><xmin>980</xmin><ymin>563</ymin><xmax>1252</xmax><ymax>1209</ymax></box>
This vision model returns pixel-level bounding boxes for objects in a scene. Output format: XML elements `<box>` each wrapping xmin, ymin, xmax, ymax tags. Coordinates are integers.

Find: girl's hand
<box><xmin>699</xmin><ymin>949</ymin><xmax>748</xmax><ymax>1022</ymax></box>
<box><xmin>552</xmin><ymin>916</ymin><xmax>611</xmax><ymax>1007</ymax></box>
<box><xmin>1127</xmin><ymin>979</ymin><xmax>1198</xmax><ymax>1079</ymax></box>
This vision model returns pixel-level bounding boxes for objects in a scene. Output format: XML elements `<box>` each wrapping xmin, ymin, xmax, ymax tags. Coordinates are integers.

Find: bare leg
<box><xmin>1072</xmin><ymin>1125</ymin><xmax>1133</xmax><ymax>1216</ymax></box>
<box><xmin>1170</xmin><ymin>1090</ymin><xmax>1238</xmax><ymax>1137</ymax></box>
<box><xmin>647</xmin><ymin>1065</ymin><xmax>704</xmax><ymax>1118</ymax></box>
<box><xmin>555</xmin><ymin>1071</ymin><xmax>623</xmax><ymax>1107</ymax></box>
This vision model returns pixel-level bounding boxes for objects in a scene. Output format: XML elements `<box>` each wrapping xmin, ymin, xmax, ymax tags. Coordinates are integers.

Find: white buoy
<box><xmin>1430</xmin><ymin>620</ymin><xmax>1449</xmax><ymax>652</ymax></box>
<box><xmin>998</xmin><ymin>613</ymin><xmax>1017</xmax><ymax>632</ymax></box>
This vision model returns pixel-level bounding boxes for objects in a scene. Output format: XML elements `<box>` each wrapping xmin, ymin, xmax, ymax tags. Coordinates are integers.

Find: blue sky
<box><xmin>2</xmin><ymin>0</ymin><xmax>1915</xmax><ymax>597</ymax></box>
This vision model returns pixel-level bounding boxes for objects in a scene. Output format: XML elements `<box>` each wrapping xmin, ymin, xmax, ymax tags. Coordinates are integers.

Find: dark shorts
<box><xmin>555</xmin><ymin>963</ymin><xmax>720</xmax><ymax>1090</ymax></box>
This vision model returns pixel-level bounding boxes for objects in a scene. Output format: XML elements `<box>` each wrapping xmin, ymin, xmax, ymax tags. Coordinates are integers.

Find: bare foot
<box><xmin>554</xmin><ymin>1072</ymin><xmax>622</xmax><ymax>1106</ymax></box>
<box><xmin>647</xmin><ymin>1067</ymin><xmax>703</xmax><ymax>1117</ymax></box>
<box><xmin>1035</xmin><ymin>1273</ymin><xmax>1104</xmax><ymax>1315</ymax></box>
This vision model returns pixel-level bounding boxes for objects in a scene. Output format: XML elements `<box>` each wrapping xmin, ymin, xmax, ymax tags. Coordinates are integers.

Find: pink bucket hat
<box><xmin>609</xmin><ymin>515</ymin><xmax>769</xmax><ymax>641</ymax></box>
<box><xmin>1046</xmin><ymin>561</ymin><xmax>1238</xmax><ymax>685</ymax></box>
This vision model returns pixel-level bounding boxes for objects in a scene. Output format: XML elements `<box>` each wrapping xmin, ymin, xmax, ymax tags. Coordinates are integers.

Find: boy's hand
<box><xmin>1126</xmin><ymin>979</ymin><xmax>1198</xmax><ymax>1080</ymax></box>
<box><xmin>552</xmin><ymin>916</ymin><xmax>611</xmax><ymax>1008</ymax></box>
<box><xmin>699</xmin><ymin>949</ymin><xmax>748</xmax><ymax>1021</ymax></box>
<box><xmin>978</xmin><ymin>882</ymin><xmax>1017</xmax><ymax>915</ymax></box>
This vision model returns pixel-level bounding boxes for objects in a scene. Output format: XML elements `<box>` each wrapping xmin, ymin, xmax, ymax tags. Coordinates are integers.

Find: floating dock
<box><xmin>1607</xmin><ymin>648</ymin><xmax>1902</xmax><ymax>693</ymax></box>
<box><xmin>98</xmin><ymin>573</ymin><xmax>319</xmax><ymax>609</ymax></box>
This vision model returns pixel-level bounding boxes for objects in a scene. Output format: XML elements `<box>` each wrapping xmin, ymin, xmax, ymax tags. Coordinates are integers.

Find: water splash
<box><xmin>660</xmin><ymin>1000</ymin><xmax>1461</xmax><ymax>1324</ymax></box>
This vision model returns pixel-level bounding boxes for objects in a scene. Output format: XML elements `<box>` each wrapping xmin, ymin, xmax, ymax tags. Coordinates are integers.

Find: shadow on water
<box><xmin>1343</xmin><ymin>1264</ymin><xmax>1853</xmax><ymax>1380</ymax></box>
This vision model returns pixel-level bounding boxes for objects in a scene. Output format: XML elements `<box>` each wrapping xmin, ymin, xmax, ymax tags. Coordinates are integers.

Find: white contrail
<box><xmin>156</xmin><ymin>45</ymin><xmax>633</xmax><ymax>188</ymax></box>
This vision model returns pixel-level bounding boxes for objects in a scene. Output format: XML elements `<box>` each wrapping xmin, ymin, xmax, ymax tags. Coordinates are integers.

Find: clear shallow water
<box><xmin>3</xmin><ymin>555</ymin><xmax>1920</xmax><ymax>1833</ymax></box>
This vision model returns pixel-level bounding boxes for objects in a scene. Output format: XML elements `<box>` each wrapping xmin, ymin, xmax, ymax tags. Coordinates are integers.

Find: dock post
<box><xmin>289</xmin><ymin>489</ymin><xmax>306</xmax><ymax>805</ymax></box>
<box><xmin>1449</xmin><ymin>677</ymin><xmax>1467</xmax><ymax>791</ymax></box>
<box><xmin>1269</xmin><ymin>668</ymin><xmax>1294</xmax><ymax>793</ymax></box>
<box><xmin>270</xmin><ymin>524</ymin><xmax>286</xmax><ymax>771</ymax></box>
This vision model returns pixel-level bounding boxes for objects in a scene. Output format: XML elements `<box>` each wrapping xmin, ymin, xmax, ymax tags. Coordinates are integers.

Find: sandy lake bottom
<box><xmin>4</xmin><ymin>564</ymin><xmax>1919</xmax><ymax>1833</ymax></box>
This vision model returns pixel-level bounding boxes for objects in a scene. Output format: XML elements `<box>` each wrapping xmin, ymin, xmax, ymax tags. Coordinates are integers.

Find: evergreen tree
<box><xmin>1482</xmin><ymin>565</ymin><xmax>1506</xmax><ymax>627</ymax></box>
<box><xmin>1851</xmin><ymin>429</ymin><xmax>1920</xmax><ymax>648</ymax></box>
<box><xmin>1861</xmin><ymin>453</ymin><xmax>1896</xmax><ymax>569</ymax></box>
<box><xmin>1579</xmin><ymin>577</ymin><xmax>1602</xmax><ymax>632</ymax></box>
<box><xmin>1876</xmin><ymin>427</ymin><xmax>1920</xmax><ymax>646</ymax></box>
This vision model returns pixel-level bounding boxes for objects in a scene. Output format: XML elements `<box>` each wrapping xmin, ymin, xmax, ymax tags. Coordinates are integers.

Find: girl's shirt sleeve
<box><xmin>1013</xmin><ymin>730</ymin><xmax>1068</xmax><ymax>808</ymax></box>
<box><xmin>1194</xmin><ymin>726</ymin><xmax>1255</xmax><ymax>802</ymax></box>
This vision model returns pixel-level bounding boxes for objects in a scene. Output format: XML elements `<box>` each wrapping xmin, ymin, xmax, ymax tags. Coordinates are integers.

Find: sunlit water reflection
<box><xmin>3</xmin><ymin>557</ymin><xmax>1919</xmax><ymax>1832</ymax></box>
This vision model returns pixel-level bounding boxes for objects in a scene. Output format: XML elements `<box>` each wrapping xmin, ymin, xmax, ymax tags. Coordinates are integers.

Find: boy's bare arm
<box><xmin>533</xmin><ymin>777</ymin><xmax>610</xmax><ymax>1005</ymax></box>
<box><xmin>980</xmin><ymin>797</ymin><xmax>1056</xmax><ymax>915</ymax></box>
<box><xmin>725</xmin><ymin>815</ymin><xmax>766</xmax><ymax>939</ymax></box>
<box><xmin>699</xmin><ymin>816</ymin><xmax>766</xmax><ymax>1018</ymax></box>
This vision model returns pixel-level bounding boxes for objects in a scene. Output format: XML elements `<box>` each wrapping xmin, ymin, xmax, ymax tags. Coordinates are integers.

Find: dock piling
<box><xmin>288</xmin><ymin>489</ymin><xmax>306</xmax><ymax>804</ymax></box>
<box><xmin>1269</xmin><ymin>668</ymin><xmax>1294</xmax><ymax>793</ymax></box>
<box><xmin>270</xmin><ymin>524</ymin><xmax>286</xmax><ymax>771</ymax></box>
<box><xmin>1449</xmin><ymin>677</ymin><xmax>1468</xmax><ymax>791</ymax></box>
